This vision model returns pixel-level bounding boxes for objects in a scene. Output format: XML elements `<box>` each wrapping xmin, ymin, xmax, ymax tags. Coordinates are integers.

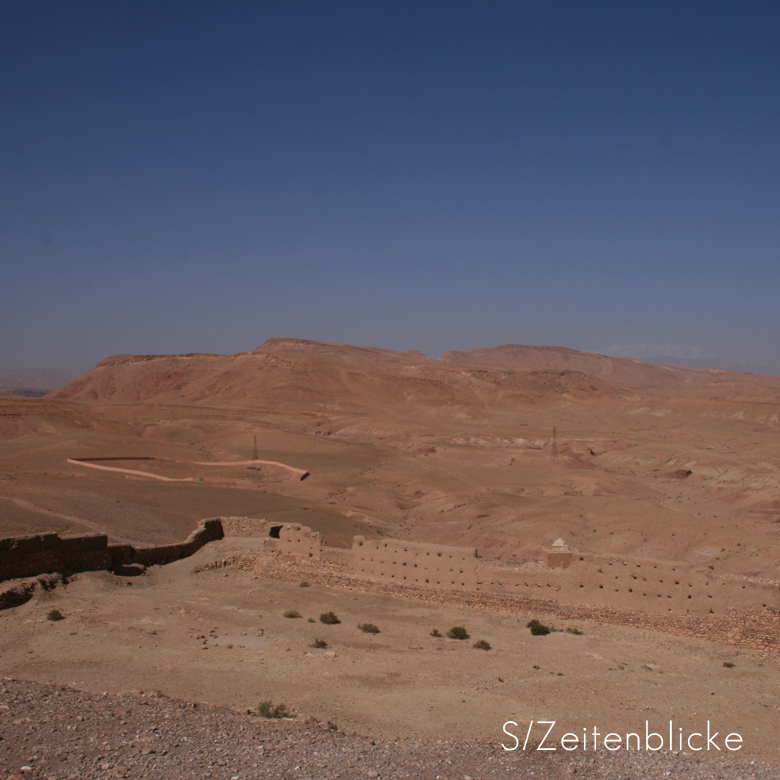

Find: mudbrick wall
<box><xmin>244</xmin><ymin>519</ymin><xmax>779</xmax><ymax>619</ymax></box>
<box><xmin>2</xmin><ymin>514</ymin><xmax>777</xmax><ymax>625</ymax></box>
<box><xmin>0</xmin><ymin>519</ymin><xmax>224</xmax><ymax>583</ymax></box>
<box><xmin>351</xmin><ymin>536</ymin><xmax>478</xmax><ymax>590</ymax></box>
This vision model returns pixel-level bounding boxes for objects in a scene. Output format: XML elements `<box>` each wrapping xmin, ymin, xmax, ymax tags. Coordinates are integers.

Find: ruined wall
<box><xmin>0</xmin><ymin>519</ymin><xmax>224</xmax><ymax>583</ymax></box>
<box><xmin>218</xmin><ymin>516</ymin><xmax>273</xmax><ymax>538</ymax></box>
<box><xmin>558</xmin><ymin>552</ymin><xmax>780</xmax><ymax>617</ymax></box>
<box><xmin>351</xmin><ymin>536</ymin><xmax>477</xmax><ymax>590</ymax></box>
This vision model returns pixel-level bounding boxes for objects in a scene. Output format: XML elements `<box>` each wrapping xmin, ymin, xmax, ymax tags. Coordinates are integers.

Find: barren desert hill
<box><xmin>439</xmin><ymin>343</ymin><xmax>780</xmax><ymax>393</ymax></box>
<box><xmin>48</xmin><ymin>339</ymin><xmax>623</xmax><ymax>412</ymax></box>
<box><xmin>256</xmin><ymin>336</ymin><xmax>433</xmax><ymax>365</ymax></box>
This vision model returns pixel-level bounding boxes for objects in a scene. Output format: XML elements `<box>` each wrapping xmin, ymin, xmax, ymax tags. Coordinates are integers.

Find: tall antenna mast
<box><xmin>252</xmin><ymin>435</ymin><xmax>258</xmax><ymax>461</ymax></box>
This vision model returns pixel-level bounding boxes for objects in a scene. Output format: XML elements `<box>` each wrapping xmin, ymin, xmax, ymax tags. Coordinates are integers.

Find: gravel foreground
<box><xmin>0</xmin><ymin>679</ymin><xmax>773</xmax><ymax>780</ymax></box>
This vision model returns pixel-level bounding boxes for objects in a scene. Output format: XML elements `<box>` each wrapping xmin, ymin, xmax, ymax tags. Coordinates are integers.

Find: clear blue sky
<box><xmin>2</xmin><ymin>2</ymin><xmax>779</xmax><ymax>371</ymax></box>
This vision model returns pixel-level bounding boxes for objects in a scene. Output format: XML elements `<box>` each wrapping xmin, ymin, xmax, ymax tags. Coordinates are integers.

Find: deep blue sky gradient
<box><xmin>2</xmin><ymin>2</ymin><xmax>779</xmax><ymax>370</ymax></box>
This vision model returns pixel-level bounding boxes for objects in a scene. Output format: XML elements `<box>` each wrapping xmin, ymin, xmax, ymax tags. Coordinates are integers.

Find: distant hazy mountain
<box><xmin>0</xmin><ymin>367</ymin><xmax>85</xmax><ymax>397</ymax></box>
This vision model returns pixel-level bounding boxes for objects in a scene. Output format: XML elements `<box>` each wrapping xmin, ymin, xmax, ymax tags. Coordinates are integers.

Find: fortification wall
<box><xmin>476</xmin><ymin>561</ymin><xmax>562</xmax><ymax>597</ymax></box>
<box><xmin>278</xmin><ymin>523</ymin><xmax>323</xmax><ymax>558</ymax></box>
<box><xmin>0</xmin><ymin>519</ymin><xmax>224</xmax><ymax>584</ymax></box>
<box><xmin>558</xmin><ymin>552</ymin><xmax>780</xmax><ymax>617</ymax></box>
<box><xmin>351</xmin><ymin>536</ymin><xmax>477</xmax><ymax>590</ymax></box>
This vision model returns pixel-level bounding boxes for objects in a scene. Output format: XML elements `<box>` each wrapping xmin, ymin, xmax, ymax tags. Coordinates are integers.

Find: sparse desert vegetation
<box><xmin>447</xmin><ymin>626</ymin><xmax>469</xmax><ymax>640</ymax></box>
<box><xmin>254</xmin><ymin>700</ymin><xmax>293</xmax><ymax>719</ymax></box>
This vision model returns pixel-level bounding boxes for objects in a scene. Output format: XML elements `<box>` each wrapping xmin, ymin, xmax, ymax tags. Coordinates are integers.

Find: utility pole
<box><xmin>252</xmin><ymin>435</ymin><xmax>258</xmax><ymax>461</ymax></box>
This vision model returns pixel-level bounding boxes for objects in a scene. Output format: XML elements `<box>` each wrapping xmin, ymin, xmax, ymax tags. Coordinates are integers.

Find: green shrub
<box><xmin>358</xmin><ymin>623</ymin><xmax>380</xmax><ymax>634</ymax></box>
<box><xmin>299</xmin><ymin>582</ymin><xmax>310</xmax><ymax>588</ymax></box>
<box><xmin>723</xmin><ymin>662</ymin><xmax>735</xmax><ymax>668</ymax></box>
<box><xmin>447</xmin><ymin>626</ymin><xmax>469</xmax><ymax>640</ymax></box>
<box><xmin>527</xmin><ymin>619</ymin><xmax>550</xmax><ymax>636</ymax></box>
<box><xmin>319</xmin><ymin>611</ymin><xmax>341</xmax><ymax>625</ymax></box>
<box><xmin>255</xmin><ymin>700</ymin><xmax>293</xmax><ymax>718</ymax></box>
<box><xmin>283</xmin><ymin>609</ymin><xmax>302</xmax><ymax>619</ymax></box>
<box><xmin>565</xmin><ymin>627</ymin><xmax>583</xmax><ymax>635</ymax></box>
<box><xmin>430</xmin><ymin>629</ymin><xmax>442</xmax><ymax>637</ymax></box>
<box><xmin>46</xmin><ymin>609</ymin><xmax>64</xmax><ymax>622</ymax></box>
<box><xmin>312</xmin><ymin>638</ymin><xmax>328</xmax><ymax>649</ymax></box>
<box><xmin>473</xmin><ymin>639</ymin><xmax>491</xmax><ymax>650</ymax></box>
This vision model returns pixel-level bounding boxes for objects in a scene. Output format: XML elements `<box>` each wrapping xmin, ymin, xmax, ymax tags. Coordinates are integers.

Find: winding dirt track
<box><xmin>66</xmin><ymin>457</ymin><xmax>310</xmax><ymax>482</ymax></box>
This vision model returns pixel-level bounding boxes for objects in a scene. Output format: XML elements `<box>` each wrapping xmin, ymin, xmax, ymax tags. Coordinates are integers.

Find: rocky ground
<box><xmin>0</xmin><ymin>678</ymin><xmax>776</xmax><ymax>780</ymax></box>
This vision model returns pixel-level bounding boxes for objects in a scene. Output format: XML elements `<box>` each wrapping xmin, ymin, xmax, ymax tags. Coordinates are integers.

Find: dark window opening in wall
<box><xmin>308</xmin><ymin>552</ymin><xmax>313</xmax><ymax>558</ymax></box>
<box><xmin>688</xmin><ymin>595</ymin><xmax>692</xmax><ymax>599</ymax></box>
<box><xmin>269</xmin><ymin>525</ymin><xmax>283</xmax><ymax>539</ymax></box>
<box><xmin>425</xmin><ymin>578</ymin><xmax>429</xmax><ymax>583</ymax></box>
<box><xmin>579</xmin><ymin>557</ymin><xmax>584</xmax><ymax>561</ymax></box>
<box><xmin>628</xmin><ymin>588</ymin><xmax>633</xmax><ymax>593</ymax></box>
<box><xmin>579</xmin><ymin>584</ymin><xmax>584</xmax><ymax>588</ymax></box>
<box><xmin>599</xmin><ymin>585</ymin><xmax>603</xmax><ymax>589</ymax></box>
<box><xmin>674</xmin><ymin>581</ymin><xmax>679</xmax><ymax>585</ymax></box>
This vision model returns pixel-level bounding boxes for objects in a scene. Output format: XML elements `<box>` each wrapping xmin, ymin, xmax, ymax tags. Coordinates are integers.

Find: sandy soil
<box><xmin>2</xmin><ymin>339</ymin><xmax>780</xmax><ymax>777</ymax></box>
<box><xmin>1</xmin><ymin>538</ymin><xmax>778</xmax><ymax>770</ymax></box>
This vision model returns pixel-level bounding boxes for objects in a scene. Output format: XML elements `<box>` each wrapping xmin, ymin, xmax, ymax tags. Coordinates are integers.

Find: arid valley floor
<box><xmin>1</xmin><ymin>338</ymin><xmax>780</xmax><ymax>779</ymax></box>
